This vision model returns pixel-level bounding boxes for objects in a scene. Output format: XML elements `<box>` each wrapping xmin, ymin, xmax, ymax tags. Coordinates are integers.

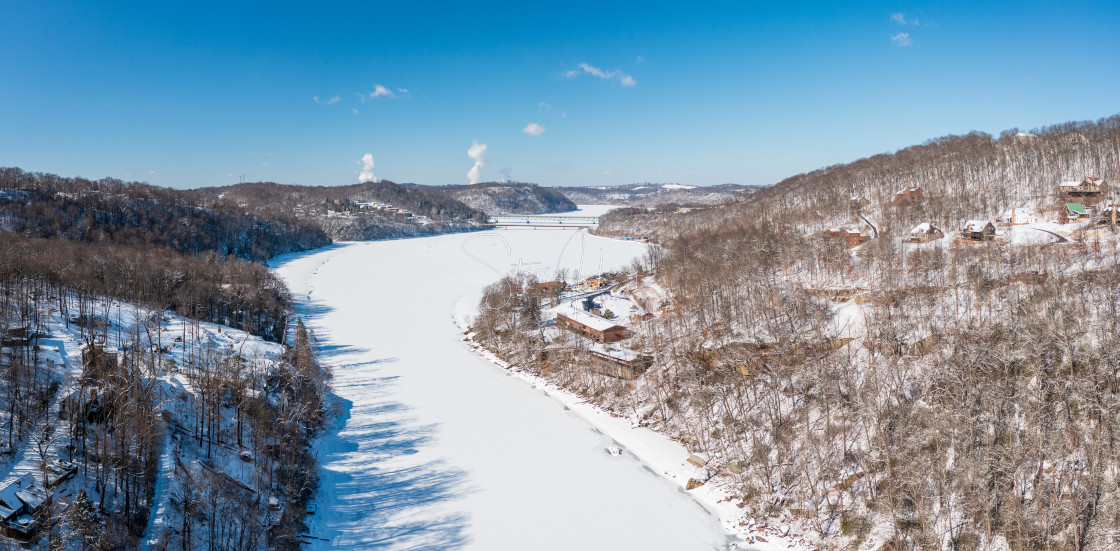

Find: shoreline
<box><xmin>453</xmin><ymin>309</ymin><xmax>814</xmax><ymax>551</ymax></box>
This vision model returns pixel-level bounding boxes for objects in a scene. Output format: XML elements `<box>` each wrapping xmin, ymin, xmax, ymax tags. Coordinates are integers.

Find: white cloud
<box><xmin>891</xmin><ymin>32</ymin><xmax>912</xmax><ymax>46</ymax></box>
<box><xmin>359</xmin><ymin>153</ymin><xmax>376</xmax><ymax>182</ymax></box>
<box><xmin>467</xmin><ymin>141</ymin><xmax>487</xmax><ymax>185</ymax></box>
<box><xmin>566</xmin><ymin>62</ymin><xmax>636</xmax><ymax>87</ymax></box>
<box><xmin>397</xmin><ymin>88</ymin><xmax>409</xmax><ymax>94</ymax></box>
<box><xmin>890</xmin><ymin>13</ymin><xmax>919</xmax><ymax>25</ymax></box>
<box><xmin>314</xmin><ymin>95</ymin><xmax>341</xmax><ymax>104</ymax></box>
<box><xmin>366</xmin><ymin>84</ymin><xmax>396</xmax><ymax>100</ymax></box>
<box><xmin>523</xmin><ymin>123</ymin><xmax>546</xmax><ymax>136</ymax></box>
<box><xmin>636</xmin><ymin>55</ymin><xmax>644</xmax><ymax>63</ymax></box>
<box><xmin>352</xmin><ymin>108</ymin><xmax>359</xmax><ymax>114</ymax></box>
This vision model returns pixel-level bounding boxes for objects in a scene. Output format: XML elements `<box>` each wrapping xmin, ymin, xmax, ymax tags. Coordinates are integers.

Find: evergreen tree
<box><xmin>65</xmin><ymin>489</ymin><xmax>101</xmax><ymax>551</ymax></box>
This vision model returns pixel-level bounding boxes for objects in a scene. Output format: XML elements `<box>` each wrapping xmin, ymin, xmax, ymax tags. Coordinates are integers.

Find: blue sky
<box><xmin>1</xmin><ymin>1</ymin><xmax>1118</xmax><ymax>189</ymax></box>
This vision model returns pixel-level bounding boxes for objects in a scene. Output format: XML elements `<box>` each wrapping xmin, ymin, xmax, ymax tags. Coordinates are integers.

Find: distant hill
<box><xmin>199</xmin><ymin>180</ymin><xmax>487</xmax><ymax>241</ymax></box>
<box><xmin>552</xmin><ymin>182</ymin><xmax>754</xmax><ymax>207</ymax></box>
<box><xmin>0</xmin><ymin>168</ymin><xmax>330</xmax><ymax>261</ymax></box>
<box><xmin>436</xmin><ymin>182</ymin><xmax>577</xmax><ymax>214</ymax></box>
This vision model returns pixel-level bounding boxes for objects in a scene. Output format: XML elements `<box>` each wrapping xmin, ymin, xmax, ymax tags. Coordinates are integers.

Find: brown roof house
<box><xmin>554</xmin><ymin>305</ymin><xmax>628</xmax><ymax>343</ymax></box>
<box><xmin>892</xmin><ymin>186</ymin><xmax>924</xmax><ymax>205</ymax></box>
<box><xmin>1058</xmin><ymin>177</ymin><xmax>1107</xmax><ymax>197</ymax></box>
<box><xmin>962</xmin><ymin>220</ymin><xmax>996</xmax><ymax>241</ymax></box>
<box><xmin>825</xmin><ymin>228</ymin><xmax>872</xmax><ymax>248</ymax></box>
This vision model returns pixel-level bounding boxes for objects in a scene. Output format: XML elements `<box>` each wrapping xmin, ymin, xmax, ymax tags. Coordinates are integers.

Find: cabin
<box><xmin>906</xmin><ymin>223</ymin><xmax>944</xmax><ymax>243</ymax></box>
<box><xmin>631</xmin><ymin>312</ymin><xmax>656</xmax><ymax>324</ymax></box>
<box><xmin>554</xmin><ymin>306</ymin><xmax>628</xmax><ymax>343</ymax></box>
<box><xmin>825</xmin><ymin>228</ymin><xmax>871</xmax><ymax>248</ymax></box>
<box><xmin>0</xmin><ymin>474</ymin><xmax>48</xmax><ymax>538</ymax></box>
<box><xmin>588</xmin><ymin>343</ymin><xmax>653</xmax><ymax>379</ymax></box>
<box><xmin>962</xmin><ymin>220</ymin><xmax>996</xmax><ymax>241</ymax></box>
<box><xmin>892</xmin><ymin>186</ymin><xmax>924</xmax><ymax>205</ymax></box>
<box><xmin>1064</xmin><ymin>202</ymin><xmax>1089</xmax><ymax>221</ymax></box>
<box><xmin>1058</xmin><ymin>177</ymin><xmax>1107</xmax><ymax>197</ymax></box>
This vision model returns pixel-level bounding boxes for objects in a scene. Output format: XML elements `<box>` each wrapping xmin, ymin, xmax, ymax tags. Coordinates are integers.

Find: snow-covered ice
<box><xmin>271</xmin><ymin>226</ymin><xmax>733</xmax><ymax>550</ymax></box>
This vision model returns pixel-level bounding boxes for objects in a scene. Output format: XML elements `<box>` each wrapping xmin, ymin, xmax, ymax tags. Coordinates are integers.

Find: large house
<box><xmin>1058</xmin><ymin>177</ymin><xmax>1107</xmax><ymax>197</ymax></box>
<box><xmin>892</xmin><ymin>186</ymin><xmax>924</xmax><ymax>205</ymax></box>
<box><xmin>962</xmin><ymin>220</ymin><xmax>996</xmax><ymax>241</ymax></box>
<box><xmin>906</xmin><ymin>223</ymin><xmax>944</xmax><ymax>243</ymax></box>
<box><xmin>0</xmin><ymin>474</ymin><xmax>48</xmax><ymax>537</ymax></box>
<box><xmin>554</xmin><ymin>306</ymin><xmax>628</xmax><ymax>343</ymax></box>
<box><xmin>588</xmin><ymin>343</ymin><xmax>652</xmax><ymax>379</ymax></box>
<box><xmin>825</xmin><ymin>228</ymin><xmax>871</xmax><ymax>248</ymax></box>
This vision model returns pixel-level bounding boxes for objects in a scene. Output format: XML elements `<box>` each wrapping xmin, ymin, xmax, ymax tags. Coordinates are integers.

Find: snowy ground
<box><xmin>270</xmin><ymin>219</ymin><xmax>744</xmax><ymax>550</ymax></box>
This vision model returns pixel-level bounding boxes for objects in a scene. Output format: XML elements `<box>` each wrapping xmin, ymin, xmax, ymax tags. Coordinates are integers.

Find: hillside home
<box><xmin>1100</xmin><ymin>204</ymin><xmax>1120</xmax><ymax>225</ymax></box>
<box><xmin>997</xmin><ymin>207</ymin><xmax>1038</xmax><ymax>225</ymax></box>
<box><xmin>0</xmin><ymin>474</ymin><xmax>48</xmax><ymax>538</ymax></box>
<box><xmin>1058</xmin><ymin>177</ymin><xmax>1107</xmax><ymax>197</ymax></box>
<box><xmin>584</xmin><ymin>276</ymin><xmax>607</xmax><ymax>290</ymax></box>
<box><xmin>962</xmin><ymin>220</ymin><xmax>996</xmax><ymax>241</ymax></box>
<box><xmin>825</xmin><ymin>228</ymin><xmax>871</xmax><ymax>248</ymax></box>
<box><xmin>1065</xmin><ymin>202</ymin><xmax>1089</xmax><ymax>220</ymax></box>
<box><xmin>554</xmin><ymin>306</ymin><xmax>628</xmax><ymax>343</ymax></box>
<box><xmin>588</xmin><ymin>343</ymin><xmax>653</xmax><ymax>379</ymax></box>
<box><xmin>906</xmin><ymin>223</ymin><xmax>944</xmax><ymax>243</ymax></box>
<box><xmin>892</xmin><ymin>186</ymin><xmax>924</xmax><ymax>205</ymax></box>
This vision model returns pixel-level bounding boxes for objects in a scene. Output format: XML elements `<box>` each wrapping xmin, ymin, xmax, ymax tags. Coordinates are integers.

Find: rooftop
<box><xmin>553</xmin><ymin>305</ymin><xmax>626</xmax><ymax>333</ymax></box>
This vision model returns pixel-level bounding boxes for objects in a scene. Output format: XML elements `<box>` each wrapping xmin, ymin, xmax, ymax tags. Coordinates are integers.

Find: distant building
<box><xmin>1058</xmin><ymin>177</ymin><xmax>1106</xmax><ymax>197</ymax></box>
<box><xmin>554</xmin><ymin>306</ymin><xmax>628</xmax><ymax>343</ymax></box>
<box><xmin>825</xmin><ymin>228</ymin><xmax>871</xmax><ymax>248</ymax></box>
<box><xmin>997</xmin><ymin>207</ymin><xmax>1038</xmax><ymax>225</ymax></box>
<box><xmin>584</xmin><ymin>276</ymin><xmax>607</xmax><ymax>290</ymax></box>
<box><xmin>1100</xmin><ymin>204</ymin><xmax>1120</xmax><ymax>225</ymax></box>
<box><xmin>906</xmin><ymin>223</ymin><xmax>944</xmax><ymax>243</ymax></box>
<box><xmin>588</xmin><ymin>343</ymin><xmax>652</xmax><ymax>379</ymax></box>
<box><xmin>0</xmin><ymin>474</ymin><xmax>48</xmax><ymax>538</ymax></box>
<box><xmin>892</xmin><ymin>186</ymin><xmax>924</xmax><ymax>205</ymax></box>
<box><xmin>1065</xmin><ymin>202</ymin><xmax>1090</xmax><ymax>220</ymax></box>
<box><xmin>962</xmin><ymin>220</ymin><xmax>996</xmax><ymax>241</ymax></box>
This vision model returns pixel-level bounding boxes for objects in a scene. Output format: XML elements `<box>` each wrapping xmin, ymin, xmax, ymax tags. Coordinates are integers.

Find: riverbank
<box><xmin>270</xmin><ymin>226</ymin><xmax>731</xmax><ymax>550</ymax></box>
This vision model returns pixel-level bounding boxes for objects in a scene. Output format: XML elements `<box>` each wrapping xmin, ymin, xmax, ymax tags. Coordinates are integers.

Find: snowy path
<box><xmin>271</xmin><ymin>226</ymin><xmax>731</xmax><ymax>550</ymax></box>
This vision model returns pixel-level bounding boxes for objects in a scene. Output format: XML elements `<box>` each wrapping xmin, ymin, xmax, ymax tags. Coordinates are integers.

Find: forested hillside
<box><xmin>474</xmin><ymin>115</ymin><xmax>1120</xmax><ymax>550</ymax></box>
<box><xmin>556</xmin><ymin>182</ymin><xmax>752</xmax><ymax>207</ymax></box>
<box><xmin>439</xmin><ymin>182</ymin><xmax>577</xmax><ymax>214</ymax></box>
<box><xmin>200</xmin><ymin>180</ymin><xmax>486</xmax><ymax>240</ymax></box>
<box><xmin>0</xmin><ymin>168</ymin><xmax>330</xmax><ymax>261</ymax></box>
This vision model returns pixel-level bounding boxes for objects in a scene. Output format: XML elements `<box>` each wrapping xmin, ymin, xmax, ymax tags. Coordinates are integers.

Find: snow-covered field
<box><xmin>270</xmin><ymin>217</ymin><xmax>737</xmax><ymax>550</ymax></box>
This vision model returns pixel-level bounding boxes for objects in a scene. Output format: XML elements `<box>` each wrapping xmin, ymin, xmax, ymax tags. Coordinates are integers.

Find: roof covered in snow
<box><xmin>590</xmin><ymin>342</ymin><xmax>641</xmax><ymax>362</ymax></box>
<box><xmin>553</xmin><ymin>305</ymin><xmax>626</xmax><ymax>332</ymax></box>
<box><xmin>965</xmin><ymin>220</ymin><xmax>994</xmax><ymax>232</ymax></box>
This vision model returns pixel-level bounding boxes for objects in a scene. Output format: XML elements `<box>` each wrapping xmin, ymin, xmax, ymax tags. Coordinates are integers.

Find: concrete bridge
<box><xmin>486</xmin><ymin>214</ymin><xmax>600</xmax><ymax>227</ymax></box>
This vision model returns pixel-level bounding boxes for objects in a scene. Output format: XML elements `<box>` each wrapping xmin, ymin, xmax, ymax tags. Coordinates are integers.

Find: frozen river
<box><xmin>270</xmin><ymin>207</ymin><xmax>730</xmax><ymax>550</ymax></box>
